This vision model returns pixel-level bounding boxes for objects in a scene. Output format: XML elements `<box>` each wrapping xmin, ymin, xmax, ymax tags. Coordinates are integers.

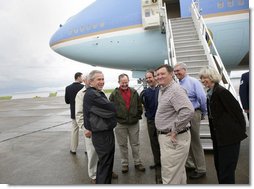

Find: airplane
<box><xmin>49</xmin><ymin>0</ymin><xmax>249</xmax><ymax>150</ymax></box>
<box><xmin>49</xmin><ymin>0</ymin><xmax>249</xmax><ymax>78</ymax></box>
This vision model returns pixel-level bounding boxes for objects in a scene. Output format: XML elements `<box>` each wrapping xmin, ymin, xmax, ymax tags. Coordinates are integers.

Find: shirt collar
<box><xmin>149</xmin><ymin>84</ymin><xmax>158</xmax><ymax>90</ymax></box>
<box><xmin>119</xmin><ymin>87</ymin><xmax>130</xmax><ymax>93</ymax></box>
<box><xmin>160</xmin><ymin>80</ymin><xmax>175</xmax><ymax>92</ymax></box>
<box><xmin>179</xmin><ymin>75</ymin><xmax>188</xmax><ymax>84</ymax></box>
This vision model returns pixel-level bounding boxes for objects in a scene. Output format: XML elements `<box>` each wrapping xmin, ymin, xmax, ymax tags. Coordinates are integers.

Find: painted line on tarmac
<box><xmin>0</xmin><ymin>121</ymin><xmax>71</xmax><ymax>143</ymax></box>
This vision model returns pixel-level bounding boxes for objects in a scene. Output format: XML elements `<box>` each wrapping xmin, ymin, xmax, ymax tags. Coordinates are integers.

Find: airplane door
<box><xmin>163</xmin><ymin>0</ymin><xmax>180</xmax><ymax>18</ymax></box>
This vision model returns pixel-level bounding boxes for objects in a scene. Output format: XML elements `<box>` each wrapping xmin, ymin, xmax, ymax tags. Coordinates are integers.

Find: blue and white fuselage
<box><xmin>49</xmin><ymin>0</ymin><xmax>249</xmax><ymax>77</ymax></box>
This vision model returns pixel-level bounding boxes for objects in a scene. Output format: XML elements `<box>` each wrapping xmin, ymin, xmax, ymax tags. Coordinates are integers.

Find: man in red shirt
<box><xmin>109</xmin><ymin>73</ymin><xmax>145</xmax><ymax>173</ymax></box>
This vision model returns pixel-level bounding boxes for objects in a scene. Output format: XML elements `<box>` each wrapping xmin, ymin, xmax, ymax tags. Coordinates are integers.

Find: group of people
<box><xmin>65</xmin><ymin>70</ymin><xmax>145</xmax><ymax>184</ymax></box>
<box><xmin>64</xmin><ymin>63</ymin><xmax>248</xmax><ymax>184</ymax></box>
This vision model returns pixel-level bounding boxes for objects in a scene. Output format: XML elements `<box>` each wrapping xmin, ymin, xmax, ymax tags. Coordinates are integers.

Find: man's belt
<box><xmin>158</xmin><ymin>128</ymin><xmax>189</xmax><ymax>135</ymax></box>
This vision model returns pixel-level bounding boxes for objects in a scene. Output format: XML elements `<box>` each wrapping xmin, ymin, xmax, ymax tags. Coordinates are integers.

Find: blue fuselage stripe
<box><xmin>50</xmin><ymin>0</ymin><xmax>141</xmax><ymax>45</ymax></box>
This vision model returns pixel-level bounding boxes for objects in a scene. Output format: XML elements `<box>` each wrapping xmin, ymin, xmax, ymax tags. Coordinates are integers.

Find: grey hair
<box><xmin>174</xmin><ymin>62</ymin><xmax>187</xmax><ymax>70</ymax></box>
<box><xmin>199</xmin><ymin>67</ymin><xmax>221</xmax><ymax>83</ymax></box>
<box><xmin>82</xmin><ymin>73</ymin><xmax>89</xmax><ymax>79</ymax></box>
<box><xmin>118</xmin><ymin>73</ymin><xmax>129</xmax><ymax>82</ymax></box>
<box><xmin>88</xmin><ymin>70</ymin><xmax>103</xmax><ymax>81</ymax></box>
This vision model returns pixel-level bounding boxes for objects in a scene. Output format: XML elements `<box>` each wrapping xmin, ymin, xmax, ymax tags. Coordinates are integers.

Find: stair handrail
<box><xmin>160</xmin><ymin>3</ymin><xmax>177</xmax><ymax>67</ymax></box>
<box><xmin>191</xmin><ymin>0</ymin><xmax>237</xmax><ymax>98</ymax></box>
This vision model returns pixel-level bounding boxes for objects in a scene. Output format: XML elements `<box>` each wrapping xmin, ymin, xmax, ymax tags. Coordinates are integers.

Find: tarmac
<box><xmin>0</xmin><ymin>96</ymin><xmax>250</xmax><ymax>185</ymax></box>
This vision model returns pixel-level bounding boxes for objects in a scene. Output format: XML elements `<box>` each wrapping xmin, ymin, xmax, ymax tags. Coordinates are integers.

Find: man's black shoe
<box><xmin>149</xmin><ymin>164</ymin><xmax>161</xmax><ymax>169</ymax></box>
<box><xmin>185</xmin><ymin>167</ymin><xmax>195</xmax><ymax>172</ymax></box>
<box><xmin>70</xmin><ymin>150</ymin><xmax>76</xmax><ymax>155</ymax></box>
<box><xmin>135</xmin><ymin>164</ymin><xmax>146</xmax><ymax>172</ymax></box>
<box><xmin>112</xmin><ymin>172</ymin><xmax>118</xmax><ymax>179</ymax></box>
<box><xmin>149</xmin><ymin>165</ymin><xmax>157</xmax><ymax>169</ymax></box>
<box><xmin>189</xmin><ymin>171</ymin><xmax>206</xmax><ymax>179</ymax></box>
<box><xmin>122</xmin><ymin>165</ymin><xmax>129</xmax><ymax>173</ymax></box>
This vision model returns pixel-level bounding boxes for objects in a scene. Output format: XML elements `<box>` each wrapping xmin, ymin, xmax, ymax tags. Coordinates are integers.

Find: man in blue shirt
<box><xmin>174</xmin><ymin>63</ymin><xmax>207</xmax><ymax>179</ymax></box>
<box><xmin>140</xmin><ymin>70</ymin><xmax>161</xmax><ymax>183</ymax></box>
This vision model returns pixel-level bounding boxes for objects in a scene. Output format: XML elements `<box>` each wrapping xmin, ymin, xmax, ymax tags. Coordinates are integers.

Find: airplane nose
<box><xmin>49</xmin><ymin>0</ymin><xmax>142</xmax><ymax>48</ymax></box>
<box><xmin>49</xmin><ymin>0</ymin><xmax>167</xmax><ymax>71</ymax></box>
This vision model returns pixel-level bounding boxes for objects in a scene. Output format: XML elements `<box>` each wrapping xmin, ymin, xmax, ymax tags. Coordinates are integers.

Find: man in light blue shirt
<box><xmin>174</xmin><ymin>63</ymin><xmax>207</xmax><ymax>179</ymax></box>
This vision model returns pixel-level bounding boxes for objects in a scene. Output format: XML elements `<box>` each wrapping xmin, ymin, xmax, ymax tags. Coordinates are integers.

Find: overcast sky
<box><xmin>0</xmin><ymin>0</ymin><xmax>132</xmax><ymax>96</ymax></box>
<box><xmin>0</xmin><ymin>0</ymin><xmax>252</xmax><ymax>96</ymax></box>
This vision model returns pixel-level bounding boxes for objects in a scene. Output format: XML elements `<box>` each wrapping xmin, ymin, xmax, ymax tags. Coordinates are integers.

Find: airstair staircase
<box><xmin>171</xmin><ymin>17</ymin><xmax>209</xmax><ymax>79</ymax></box>
<box><xmin>171</xmin><ymin>17</ymin><xmax>212</xmax><ymax>150</ymax></box>
<box><xmin>159</xmin><ymin>0</ymin><xmax>238</xmax><ymax>150</ymax></box>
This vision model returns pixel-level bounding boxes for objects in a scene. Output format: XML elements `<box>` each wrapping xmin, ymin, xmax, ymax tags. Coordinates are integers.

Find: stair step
<box><xmin>185</xmin><ymin>66</ymin><xmax>206</xmax><ymax>73</ymax></box>
<box><xmin>175</xmin><ymin>40</ymin><xmax>201</xmax><ymax>47</ymax></box>
<box><xmin>170</xmin><ymin>17</ymin><xmax>193</xmax><ymax>22</ymax></box>
<box><xmin>200</xmin><ymin>133</ymin><xmax>211</xmax><ymax>139</ymax></box>
<box><xmin>175</xmin><ymin>44</ymin><xmax>203</xmax><ymax>51</ymax></box>
<box><xmin>200</xmin><ymin>120</ymin><xmax>209</xmax><ymax>125</ymax></box>
<box><xmin>171</xmin><ymin>20</ymin><xmax>194</xmax><ymax>25</ymax></box>
<box><xmin>188</xmin><ymin>72</ymin><xmax>202</xmax><ymax>79</ymax></box>
<box><xmin>201</xmin><ymin>141</ymin><xmax>213</xmax><ymax>150</ymax></box>
<box><xmin>172</xmin><ymin>29</ymin><xmax>197</xmax><ymax>37</ymax></box>
<box><xmin>172</xmin><ymin>26</ymin><xmax>196</xmax><ymax>33</ymax></box>
<box><xmin>171</xmin><ymin>18</ymin><xmax>193</xmax><ymax>25</ymax></box>
<box><xmin>177</xmin><ymin>54</ymin><xmax>207</xmax><ymax>62</ymax></box>
<box><xmin>179</xmin><ymin>60</ymin><xmax>209</xmax><ymax>67</ymax></box>
<box><xmin>174</xmin><ymin>34</ymin><xmax>199</xmax><ymax>41</ymax></box>
<box><xmin>171</xmin><ymin>21</ymin><xmax>195</xmax><ymax>27</ymax></box>
<box><xmin>176</xmin><ymin>49</ymin><xmax>205</xmax><ymax>57</ymax></box>
<box><xmin>171</xmin><ymin>24</ymin><xmax>195</xmax><ymax>30</ymax></box>
<box><xmin>171</xmin><ymin>22</ymin><xmax>195</xmax><ymax>28</ymax></box>
<box><xmin>200</xmin><ymin>127</ymin><xmax>210</xmax><ymax>132</ymax></box>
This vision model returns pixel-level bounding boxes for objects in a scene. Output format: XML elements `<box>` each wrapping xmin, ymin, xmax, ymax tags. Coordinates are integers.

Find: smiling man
<box><xmin>109</xmin><ymin>73</ymin><xmax>145</xmax><ymax>174</ymax></box>
<box><xmin>83</xmin><ymin>70</ymin><xmax>117</xmax><ymax>184</ymax></box>
<box><xmin>155</xmin><ymin>64</ymin><xmax>194</xmax><ymax>184</ymax></box>
<box><xmin>140</xmin><ymin>71</ymin><xmax>161</xmax><ymax>168</ymax></box>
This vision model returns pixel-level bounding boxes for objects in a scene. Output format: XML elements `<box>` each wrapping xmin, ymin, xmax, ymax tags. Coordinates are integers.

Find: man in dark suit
<box><xmin>65</xmin><ymin>72</ymin><xmax>84</xmax><ymax>154</ymax></box>
<box><xmin>83</xmin><ymin>70</ymin><xmax>116</xmax><ymax>184</ymax></box>
<box><xmin>239</xmin><ymin>71</ymin><xmax>249</xmax><ymax>120</ymax></box>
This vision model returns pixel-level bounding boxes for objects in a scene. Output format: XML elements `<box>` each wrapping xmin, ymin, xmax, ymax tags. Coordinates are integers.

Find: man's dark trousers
<box><xmin>147</xmin><ymin>119</ymin><xmax>161</xmax><ymax>166</ymax></box>
<box><xmin>92</xmin><ymin>130</ymin><xmax>115</xmax><ymax>184</ymax></box>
